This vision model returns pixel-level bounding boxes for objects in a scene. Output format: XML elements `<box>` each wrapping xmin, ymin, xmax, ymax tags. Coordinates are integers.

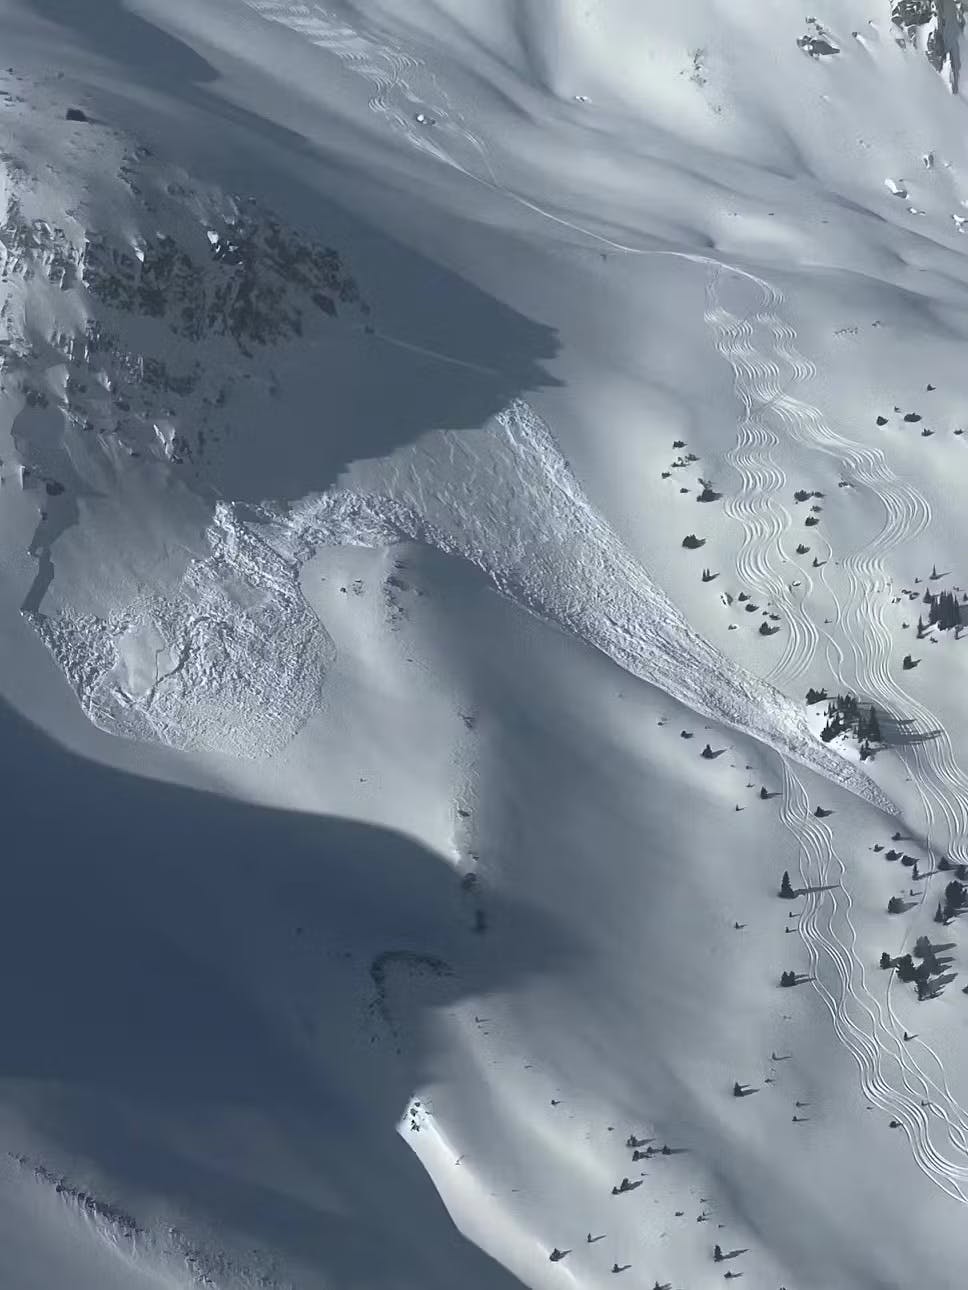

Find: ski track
<box><xmin>716</xmin><ymin>283</ymin><xmax>968</xmax><ymax>1190</ymax></box>
<box><xmin>241</xmin><ymin>1</ymin><xmax>497</xmax><ymax>178</ymax></box>
<box><xmin>705</xmin><ymin>270</ymin><xmax>817</xmax><ymax>684</ymax></box>
<box><xmin>781</xmin><ymin>762</ymin><xmax>968</xmax><ymax>1200</ymax></box>
<box><xmin>242</xmin><ymin>0</ymin><xmax>968</xmax><ymax>1201</ymax></box>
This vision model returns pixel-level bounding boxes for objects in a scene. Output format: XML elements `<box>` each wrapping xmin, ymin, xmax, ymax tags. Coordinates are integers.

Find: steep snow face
<box><xmin>6</xmin><ymin>1</ymin><xmax>968</xmax><ymax>1289</ymax></box>
<box><xmin>0</xmin><ymin>89</ymin><xmax>891</xmax><ymax>787</ymax></box>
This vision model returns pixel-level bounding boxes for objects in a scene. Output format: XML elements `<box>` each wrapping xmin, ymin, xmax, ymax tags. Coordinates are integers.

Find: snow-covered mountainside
<box><xmin>5</xmin><ymin>1</ymin><xmax>968</xmax><ymax>1287</ymax></box>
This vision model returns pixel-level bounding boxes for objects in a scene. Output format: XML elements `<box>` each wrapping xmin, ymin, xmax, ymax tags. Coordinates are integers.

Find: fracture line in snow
<box><xmin>364</xmin><ymin>327</ymin><xmax>502</xmax><ymax>377</ymax></box>
<box><xmin>238</xmin><ymin>0</ymin><xmax>968</xmax><ymax>1200</ymax></box>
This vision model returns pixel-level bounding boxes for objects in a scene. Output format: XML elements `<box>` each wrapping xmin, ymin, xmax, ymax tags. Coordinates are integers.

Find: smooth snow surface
<box><xmin>4</xmin><ymin>1</ymin><xmax>968</xmax><ymax>1288</ymax></box>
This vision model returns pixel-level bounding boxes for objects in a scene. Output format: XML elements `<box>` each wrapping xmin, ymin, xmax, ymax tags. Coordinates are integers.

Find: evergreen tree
<box><xmin>895</xmin><ymin>954</ymin><xmax>916</xmax><ymax>982</ymax></box>
<box><xmin>944</xmin><ymin>881</ymin><xmax>967</xmax><ymax>919</ymax></box>
<box><xmin>779</xmin><ymin>870</ymin><xmax>796</xmax><ymax>899</ymax></box>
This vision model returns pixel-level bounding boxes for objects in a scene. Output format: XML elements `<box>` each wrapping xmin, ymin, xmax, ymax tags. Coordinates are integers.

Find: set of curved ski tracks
<box><xmin>242</xmin><ymin>0</ymin><xmax>497</xmax><ymax>179</ymax></box>
<box><xmin>241</xmin><ymin>0</ymin><xmax>968</xmax><ymax>1204</ymax></box>
<box><xmin>710</xmin><ymin>263</ymin><xmax>968</xmax><ymax>1199</ymax></box>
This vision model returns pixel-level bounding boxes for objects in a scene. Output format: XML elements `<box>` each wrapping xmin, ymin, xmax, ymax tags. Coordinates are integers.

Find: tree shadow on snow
<box><xmin>878</xmin><ymin>715</ymin><xmax>943</xmax><ymax>748</ymax></box>
<box><xmin>0</xmin><ymin>698</ymin><xmax>569</xmax><ymax>1288</ymax></box>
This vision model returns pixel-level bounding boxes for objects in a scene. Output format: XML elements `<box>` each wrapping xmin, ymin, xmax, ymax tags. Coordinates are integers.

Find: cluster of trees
<box><xmin>882</xmin><ymin>937</ymin><xmax>951</xmax><ymax>1001</ymax></box>
<box><xmin>934</xmin><ymin>879</ymin><xmax>968</xmax><ymax>924</ymax></box>
<box><xmin>878</xmin><ymin>849</ymin><xmax>921</xmax><ymax>874</ymax></box>
<box><xmin>819</xmin><ymin>693</ymin><xmax>882</xmax><ymax>746</ymax></box>
<box><xmin>779</xmin><ymin>970</ymin><xmax>798</xmax><ymax>987</ymax></box>
<box><xmin>917</xmin><ymin>589</ymin><xmax>964</xmax><ymax>634</ymax></box>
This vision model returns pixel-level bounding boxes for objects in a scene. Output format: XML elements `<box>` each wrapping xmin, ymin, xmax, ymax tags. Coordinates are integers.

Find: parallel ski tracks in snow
<box><xmin>241</xmin><ymin>1</ymin><xmax>497</xmax><ymax>178</ymax></box>
<box><xmin>763</xmin><ymin>319</ymin><xmax>968</xmax><ymax>892</ymax></box>
<box><xmin>713</xmin><ymin>278</ymin><xmax>968</xmax><ymax>1195</ymax></box>
<box><xmin>781</xmin><ymin>762</ymin><xmax>968</xmax><ymax>1201</ymax></box>
<box><xmin>705</xmin><ymin>270</ymin><xmax>817</xmax><ymax>683</ymax></box>
<box><xmin>241</xmin><ymin>0</ymin><xmax>968</xmax><ymax>1200</ymax></box>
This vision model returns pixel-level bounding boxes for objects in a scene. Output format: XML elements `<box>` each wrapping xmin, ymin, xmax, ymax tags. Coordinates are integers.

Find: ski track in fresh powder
<box><xmin>45</xmin><ymin>0</ymin><xmax>968</xmax><ymax>1236</ymax></box>
<box><xmin>230</xmin><ymin>0</ymin><xmax>968</xmax><ymax>1203</ymax></box>
<box><xmin>708</xmin><ymin>267</ymin><xmax>968</xmax><ymax>1198</ymax></box>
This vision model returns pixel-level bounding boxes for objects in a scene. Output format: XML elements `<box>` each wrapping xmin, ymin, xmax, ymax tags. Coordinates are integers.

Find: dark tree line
<box><xmin>917</xmin><ymin>589</ymin><xmax>963</xmax><ymax>634</ymax></box>
<box><xmin>883</xmin><ymin>936</ymin><xmax>953</xmax><ymax>1001</ymax></box>
<box><xmin>818</xmin><ymin>693</ymin><xmax>881</xmax><ymax>745</ymax></box>
<box><xmin>935</xmin><ymin>880</ymin><xmax>968</xmax><ymax>924</ymax></box>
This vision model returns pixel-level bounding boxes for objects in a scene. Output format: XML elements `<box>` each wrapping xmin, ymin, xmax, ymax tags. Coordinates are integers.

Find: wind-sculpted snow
<box><xmin>251</xmin><ymin>400</ymin><xmax>893</xmax><ymax>809</ymax></box>
<box><xmin>32</xmin><ymin>505</ymin><xmax>334</xmax><ymax>755</ymax></box>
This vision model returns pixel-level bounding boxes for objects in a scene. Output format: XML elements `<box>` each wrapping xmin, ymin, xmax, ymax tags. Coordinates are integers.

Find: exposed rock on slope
<box><xmin>0</xmin><ymin>112</ymin><xmax>369</xmax><ymax>755</ymax></box>
<box><xmin>892</xmin><ymin>0</ymin><xmax>965</xmax><ymax>89</ymax></box>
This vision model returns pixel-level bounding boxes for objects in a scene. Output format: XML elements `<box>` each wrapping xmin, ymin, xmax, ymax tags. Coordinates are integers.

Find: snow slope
<box><xmin>3</xmin><ymin>0</ymin><xmax>968</xmax><ymax>1287</ymax></box>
